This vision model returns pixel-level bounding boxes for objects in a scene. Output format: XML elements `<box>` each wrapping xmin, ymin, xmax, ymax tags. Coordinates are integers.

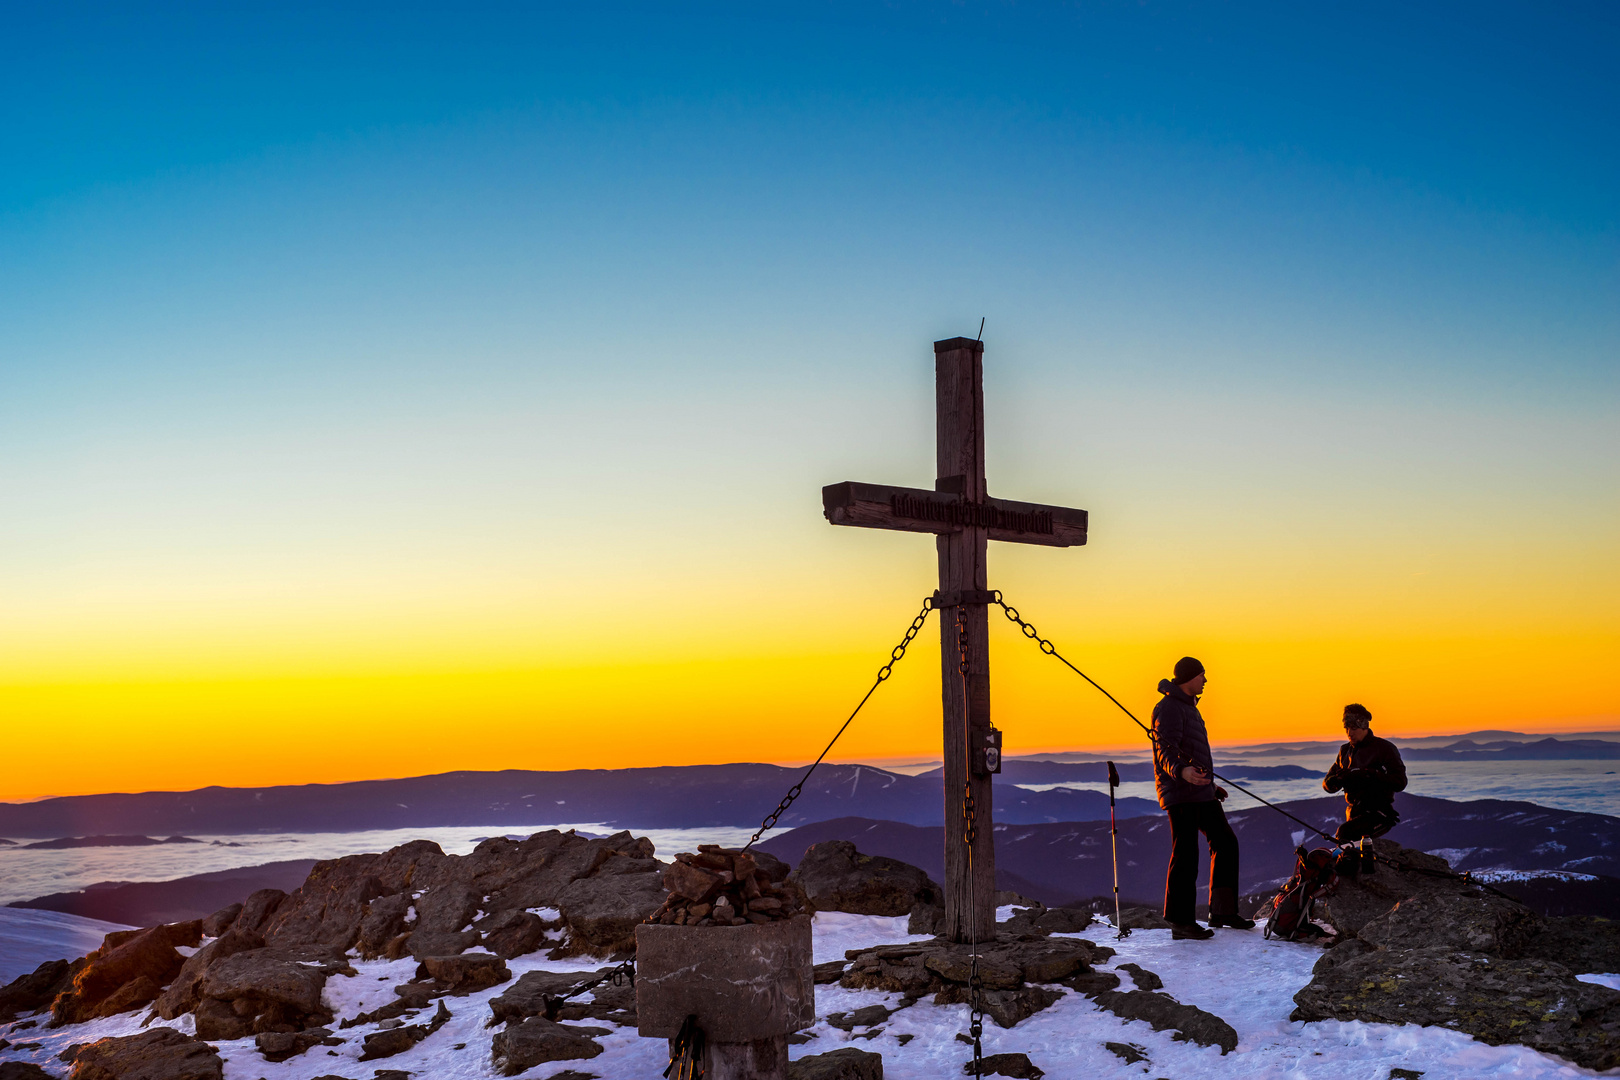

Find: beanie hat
<box><xmin>1172</xmin><ymin>656</ymin><xmax>1205</xmax><ymax>685</ymax></box>
<box><xmin>1343</xmin><ymin>703</ymin><xmax>1372</xmax><ymax>728</ymax></box>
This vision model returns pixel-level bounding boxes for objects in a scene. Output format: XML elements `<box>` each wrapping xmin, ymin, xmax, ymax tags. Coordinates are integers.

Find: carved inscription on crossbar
<box><xmin>890</xmin><ymin>492</ymin><xmax>1054</xmax><ymax>535</ymax></box>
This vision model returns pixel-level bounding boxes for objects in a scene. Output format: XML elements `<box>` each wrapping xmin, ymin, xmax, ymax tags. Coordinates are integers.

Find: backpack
<box><xmin>1262</xmin><ymin>846</ymin><xmax>1340</xmax><ymax>941</ymax></box>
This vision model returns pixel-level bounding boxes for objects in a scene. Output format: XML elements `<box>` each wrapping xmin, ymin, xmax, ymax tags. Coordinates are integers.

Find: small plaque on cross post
<box><xmin>821</xmin><ymin>336</ymin><xmax>1087</xmax><ymax>943</ymax></box>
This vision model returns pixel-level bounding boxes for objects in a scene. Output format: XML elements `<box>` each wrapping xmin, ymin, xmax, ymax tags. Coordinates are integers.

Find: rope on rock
<box><xmin>740</xmin><ymin>598</ymin><xmax>935</xmax><ymax>851</ymax></box>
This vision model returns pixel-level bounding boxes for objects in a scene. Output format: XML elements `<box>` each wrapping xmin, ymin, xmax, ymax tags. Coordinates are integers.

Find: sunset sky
<box><xmin>2</xmin><ymin>3</ymin><xmax>1616</xmax><ymax>801</ymax></box>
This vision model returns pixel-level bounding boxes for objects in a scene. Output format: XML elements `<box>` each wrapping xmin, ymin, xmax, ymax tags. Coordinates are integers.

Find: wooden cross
<box><xmin>822</xmin><ymin>336</ymin><xmax>1088</xmax><ymax>943</ymax></box>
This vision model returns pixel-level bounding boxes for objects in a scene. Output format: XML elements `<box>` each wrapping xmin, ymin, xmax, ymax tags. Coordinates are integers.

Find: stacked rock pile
<box><xmin>650</xmin><ymin>845</ymin><xmax>805</xmax><ymax>926</ymax></box>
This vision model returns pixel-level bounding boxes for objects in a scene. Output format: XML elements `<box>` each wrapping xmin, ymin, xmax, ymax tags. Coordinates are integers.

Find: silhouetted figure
<box><xmin>1323</xmin><ymin>703</ymin><xmax>1408</xmax><ymax>872</ymax></box>
<box><xmin>1152</xmin><ymin>656</ymin><xmax>1252</xmax><ymax>938</ymax></box>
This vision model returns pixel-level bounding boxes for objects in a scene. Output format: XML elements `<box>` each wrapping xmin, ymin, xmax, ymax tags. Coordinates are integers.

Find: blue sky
<box><xmin>1</xmin><ymin>2</ymin><xmax>1616</xmax><ymax>793</ymax></box>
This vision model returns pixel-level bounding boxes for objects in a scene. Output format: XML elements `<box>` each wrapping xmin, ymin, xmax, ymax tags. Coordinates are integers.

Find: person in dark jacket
<box><xmin>1323</xmin><ymin>704</ymin><xmax>1407</xmax><ymax>871</ymax></box>
<box><xmin>1152</xmin><ymin>656</ymin><xmax>1251</xmax><ymax>939</ymax></box>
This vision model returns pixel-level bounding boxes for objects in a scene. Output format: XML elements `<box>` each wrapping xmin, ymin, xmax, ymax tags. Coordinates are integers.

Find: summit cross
<box><xmin>821</xmin><ymin>336</ymin><xmax>1088</xmax><ymax>943</ymax></box>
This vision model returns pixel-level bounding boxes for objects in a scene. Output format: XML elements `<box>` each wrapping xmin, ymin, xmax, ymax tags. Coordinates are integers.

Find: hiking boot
<box><xmin>1207</xmin><ymin>913</ymin><xmax>1256</xmax><ymax>929</ymax></box>
<box><xmin>1170</xmin><ymin>922</ymin><xmax>1214</xmax><ymax>940</ymax></box>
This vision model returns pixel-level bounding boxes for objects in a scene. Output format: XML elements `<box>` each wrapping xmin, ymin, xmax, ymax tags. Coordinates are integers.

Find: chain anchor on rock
<box><xmin>741</xmin><ymin>598</ymin><xmax>935</xmax><ymax>851</ymax></box>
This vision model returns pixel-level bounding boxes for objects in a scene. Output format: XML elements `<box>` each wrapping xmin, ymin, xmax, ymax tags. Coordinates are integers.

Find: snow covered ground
<box><xmin>3</xmin><ymin>906</ymin><xmax>1614</xmax><ymax>1079</ymax></box>
<box><xmin>0</xmin><ymin>908</ymin><xmax>133</xmax><ymax>983</ymax></box>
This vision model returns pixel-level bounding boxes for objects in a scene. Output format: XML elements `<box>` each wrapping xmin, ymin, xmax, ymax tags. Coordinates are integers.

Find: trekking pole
<box><xmin>1107</xmin><ymin>760</ymin><xmax>1130</xmax><ymax>940</ymax></box>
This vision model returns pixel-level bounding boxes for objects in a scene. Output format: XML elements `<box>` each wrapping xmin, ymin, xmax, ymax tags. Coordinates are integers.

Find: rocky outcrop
<box><xmin>0</xmin><ymin>1063</ymin><xmax>55</xmax><ymax>1080</ymax></box>
<box><xmin>153</xmin><ymin>928</ymin><xmax>264</xmax><ymax>1020</ymax></box>
<box><xmin>840</xmin><ymin>937</ymin><xmax>1109</xmax><ymax>1028</ymax></box>
<box><xmin>788</xmin><ymin>1046</ymin><xmax>884</xmax><ymax>1079</ymax></box>
<box><xmin>66</xmin><ymin>1028</ymin><xmax>223</xmax><ymax>1080</ymax></box>
<box><xmin>791</xmin><ymin>841</ymin><xmax>941</xmax><ymax>918</ymax></box>
<box><xmin>1292</xmin><ymin>838</ymin><xmax>1620</xmax><ymax>1069</ymax></box>
<box><xmin>50</xmin><ymin>922</ymin><xmax>201</xmax><ymax>1025</ymax></box>
<box><xmin>199</xmin><ymin>904</ymin><xmax>241</xmax><ymax>938</ymax></box>
<box><xmin>192</xmin><ymin>950</ymin><xmax>351</xmax><ymax>1038</ymax></box>
<box><xmin>0</xmin><ymin>960</ymin><xmax>80</xmax><ymax>1023</ymax></box>
<box><xmin>1090</xmin><ymin>989</ymin><xmax>1238</xmax><ymax>1053</ymax></box>
<box><xmin>254</xmin><ymin>1026</ymin><xmax>341</xmax><ymax>1062</ymax></box>
<box><xmin>968</xmin><ymin>1053</ymin><xmax>1044</xmax><ymax>1078</ymax></box>
<box><xmin>490</xmin><ymin>1018</ymin><xmax>608</xmax><ymax>1076</ymax></box>
<box><xmin>649</xmin><ymin>846</ymin><xmax>807</xmax><ymax>929</ymax></box>
<box><xmin>415</xmin><ymin>953</ymin><xmax>510</xmax><ymax>995</ymax></box>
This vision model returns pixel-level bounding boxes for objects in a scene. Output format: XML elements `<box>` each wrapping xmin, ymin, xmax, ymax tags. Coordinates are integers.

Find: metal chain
<box><xmin>956</xmin><ymin>606</ymin><xmax>985</xmax><ymax>1077</ymax></box>
<box><xmin>741</xmin><ymin>598</ymin><xmax>936</xmax><ymax>851</ymax></box>
<box><xmin>991</xmin><ymin>592</ymin><xmax>1527</xmax><ymax>901</ymax></box>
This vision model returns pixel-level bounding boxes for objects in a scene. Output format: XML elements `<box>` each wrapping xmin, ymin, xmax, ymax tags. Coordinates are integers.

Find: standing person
<box><xmin>1152</xmin><ymin>656</ymin><xmax>1253</xmax><ymax>938</ymax></box>
<box><xmin>1323</xmin><ymin>704</ymin><xmax>1407</xmax><ymax>872</ymax></box>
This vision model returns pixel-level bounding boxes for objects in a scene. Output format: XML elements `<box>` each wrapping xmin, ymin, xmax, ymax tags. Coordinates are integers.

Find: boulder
<box><xmin>356</xmin><ymin>893</ymin><xmax>412</xmax><ymax>959</ymax></box>
<box><xmin>405</xmin><ymin>929</ymin><xmax>480</xmax><ymax>960</ymax></box>
<box><xmin>1312</xmin><ymin>840</ymin><xmax>1465</xmax><ymax>938</ymax></box>
<box><xmin>1090</xmin><ymin>989</ymin><xmax>1238</xmax><ymax>1053</ymax></box>
<box><xmin>357</xmin><ymin>1001</ymin><xmax>451</xmax><ymax>1061</ymax></box>
<box><xmin>0</xmin><ymin>1063</ymin><xmax>55</xmax><ymax>1080</ymax></box>
<box><xmin>968</xmin><ymin>1053</ymin><xmax>1044</xmax><ymax>1078</ymax></box>
<box><xmin>200</xmin><ymin>904</ymin><xmax>241</xmax><ymax>938</ymax></box>
<box><xmin>194</xmin><ymin>949</ymin><xmax>340</xmax><ymax>1037</ymax></box>
<box><xmin>476</xmin><ymin>909</ymin><xmax>548</xmax><ymax>960</ymax></box>
<box><xmin>788</xmin><ymin>1047</ymin><xmax>884</xmax><ymax>1079</ymax></box>
<box><xmin>557</xmin><ymin>870</ymin><xmax>667</xmax><ymax>956</ymax></box>
<box><xmin>490</xmin><ymin>1018</ymin><xmax>608</xmax><ymax>1077</ymax></box>
<box><xmin>51</xmin><ymin>924</ymin><xmax>196</xmax><ymax>1025</ymax></box>
<box><xmin>790</xmin><ymin>841</ymin><xmax>941</xmax><ymax>917</ymax></box>
<box><xmin>66</xmin><ymin>1028</ymin><xmax>224</xmax><ymax>1080</ymax></box>
<box><xmin>255</xmin><ymin>1026</ymin><xmax>338</xmax><ymax>1062</ymax></box>
<box><xmin>1293</xmin><ymin>945</ymin><xmax>1620</xmax><ymax>1069</ymax></box>
<box><xmin>0</xmin><ymin>959</ymin><xmax>78</xmax><ymax>1023</ymax></box>
<box><xmin>1116</xmin><ymin>963</ymin><xmax>1162</xmax><ymax>991</ymax></box>
<box><xmin>416</xmin><ymin>953</ymin><xmax>511</xmax><ymax>995</ymax></box>
<box><xmin>233</xmin><ymin>889</ymin><xmax>287</xmax><ymax>934</ymax></box>
<box><xmin>154</xmin><ymin>928</ymin><xmax>265</xmax><ymax>1019</ymax></box>
<box><xmin>841</xmin><ymin>937</ymin><xmax>1099</xmax><ymax>1000</ymax></box>
<box><xmin>935</xmin><ymin>985</ymin><xmax>1065</xmax><ymax>1028</ymax></box>
<box><xmin>488</xmin><ymin>969</ymin><xmax>609</xmax><ymax>1026</ymax></box>
<box><xmin>1357</xmin><ymin>892</ymin><xmax>1541</xmax><ymax>956</ymax></box>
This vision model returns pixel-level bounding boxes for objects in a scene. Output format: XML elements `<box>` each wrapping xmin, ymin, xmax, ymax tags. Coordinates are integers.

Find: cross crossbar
<box><xmin>822</xmin><ymin>481</ymin><xmax>1087</xmax><ymax>547</ymax></box>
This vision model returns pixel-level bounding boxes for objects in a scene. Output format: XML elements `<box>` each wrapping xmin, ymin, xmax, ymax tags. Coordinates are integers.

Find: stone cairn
<box><xmin>649</xmin><ymin>846</ymin><xmax>805</xmax><ymax>926</ymax></box>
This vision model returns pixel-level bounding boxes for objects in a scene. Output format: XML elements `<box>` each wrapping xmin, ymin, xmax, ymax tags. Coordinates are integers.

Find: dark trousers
<box><xmin>1163</xmin><ymin>800</ymin><xmax>1240</xmax><ymax>925</ymax></box>
<box><xmin>1335</xmin><ymin>807</ymin><xmax>1398</xmax><ymax>843</ymax></box>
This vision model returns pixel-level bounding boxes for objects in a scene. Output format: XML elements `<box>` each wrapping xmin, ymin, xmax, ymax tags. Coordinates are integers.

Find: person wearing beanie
<box><xmin>1322</xmin><ymin>704</ymin><xmax>1408</xmax><ymax>872</ymax></box>
<box><xmin>1151</xmin><ymin>656</ymin><xmax>1251</xmax><ymax>939</ymax></box>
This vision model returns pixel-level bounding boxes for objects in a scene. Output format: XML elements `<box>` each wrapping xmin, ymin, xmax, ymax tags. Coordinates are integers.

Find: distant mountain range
<box><xmin>10</xmin><ymin>860</ymin><xmax>318</xmax><ymax>927</ymax></box>
<box><xmin>757</xmin><ymin>792</ymin><xmax>1620</xmax><ymax>909</ymax></box>
<box><xmin>0</xmin><ymin>764</ymin><xmax>1160</xmax><ymax>839</ymax></box>
<box><xmin>1220</xmin><ymin>734</ymin><xmax>1620</xmax><ymax>760</ymax></box>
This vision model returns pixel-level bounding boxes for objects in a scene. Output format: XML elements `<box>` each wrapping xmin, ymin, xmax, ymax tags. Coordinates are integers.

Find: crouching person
<box><xmin>1323</xmin><ymin>703</ymin><xmax>1408</xmax><ymax>872</ymax></box>
<box><xmin>1152</xmin><ymin>656</ymin><xmax>1253</xmax><ymax>938</ymax></box>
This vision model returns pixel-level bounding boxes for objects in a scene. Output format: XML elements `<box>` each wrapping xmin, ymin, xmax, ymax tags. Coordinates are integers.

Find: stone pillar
<box><xmin>635</xmin><ymin>916</ymin><xmax>815</xmax><ymax>1080</ymax></box>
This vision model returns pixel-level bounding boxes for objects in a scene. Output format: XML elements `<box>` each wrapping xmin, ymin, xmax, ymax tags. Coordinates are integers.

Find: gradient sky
<box><xmin>2</xmin><ymin>2</ymin><xmax>1616</xmax><ymax>801</ymax></box>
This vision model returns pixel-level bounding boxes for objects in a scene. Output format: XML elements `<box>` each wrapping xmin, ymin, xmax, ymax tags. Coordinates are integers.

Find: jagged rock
<box><xmin>406</xmin><ymin>929</ymin><xmax>480</xmax><ymax>959</ymax></box>
<box><xmin>1525</xmin><ymin>915</ymin><xmax>1620</xmax><ymax>973</ymax></box>
<box><xmin>0</xmin><ymin>1063</ymin><xmax>55</xmax><ymax>1080</ymax></box>
<box><xmin>476</xmin><ymin>909</ymin><xmax>547</xmax><ymax>959</ymax></box>
<box><xmin>827</xmin><ymin>1004</ymin><xmax>894</xmax><ymax>1031</ymax></box>
<box><xmin>907</xmin><ymin>903</ymin><xmax>944</xmax><ymax>935</ymax></box>
<box><xmin>967</xmin><ymin>1052</ymin><xmax>1044</xmax><ymax>1078</ymax></box>
<box><xmin>1312</xmin><ymin>840</ymin><xmax>1464</xmax><ymax>938</ymax></box>
<box><xmin>791</xmin><ymin>841</ymin><xmax>941</xmax><ymax>917</ymax></box>
<box><xmin>154</xmin><ymin>928</ymin><xmax>264</xmax><ymax>1019</ymax></box>
<box><xmin>66</xmin><ymin>1028</ymin><xmax>224</xmax><ymax>1080</ymax></box>
<box><xmin>488</xmin><ymin>969</ymin><xmax>607</xmax><ymax>1026</ymax></box>
<box><xmin>556</xmin><ymin>870</ymin><xmax>666</xmax><ymax>956</ymax></box>
<box><xmin>1111</xmin><ymin>907</ymin><xmax>1172</xmax><ymax>931</ymax></box>
<box><xmin>490</xmin><ymin>1018</ymin><xmax>607</xmax><ymax>1076</ymax></box>
<box><xmin>193</xmin><ymin>949</ymin><xmax>342</xmax><ymax>1037</ymax></box>
<box><xmin>813</xmin><ymin>961</ymin><xmax>848</xmax><ymax>984</ymax></box>
<box><xmin>0</xmin><ymin>959</ymin><xmax>78</xmax><ymax>1023</ymax></box>
<box><xmin>1092</xmin><ymin>989</ymin><xmax>1238</xmax><ymax>1053</ymax></box>
<box><xmin>1116</xmin><ymin>963</ymin><xmax>1162</xmax><ymax>991</ymax></box>
<box><xmin>787</xmin><ymin>1047</ymin><xmax>883</xmax><ymax>1079</ymax></box>
<box><xmin>841</xmin><ymin>937</ymin><xmax>1097</xmax><ymax>999</ymax></box>
<box><xmin>1292</xmin><ymin>945</ymin><xmax>1620</xmax><ymax>1069</ymax></box>
<box><xmin>1358</xmin><ymin>892</ymin><xmax>1541</xmax><ymax>956</ymax></box>
<box><xmin>1000</xmin><ymin>906</ymin><xmax>1096</xmax><ymax>936</ymax></box>
<box><xmin>51</xmin><ymin>923</ymin><xmax>199</xmax><ymax>1025</ymax></box>
<box><xmin>200</xmin><ymin>904</ymin><xmax>241</xmax><ymax>938</ymax></box>
<box><xmin>357</xmin><ymin>1001</ymin><xmax>451</xmax><ymax>1061</ymax></box>
<box><xmin>935</xmin><ymin>985</ymin><xmax>1065</xmax><ymax>1028</ymax></box>
<box><xmin>255</xmin><ymin>1026</ymin><xmax>338</xmax><ymax>1062</ymax></box>
<box><xmin>233</xmin><ymin>889</ymin><xmax>287</xmax><ymax>934</ymax></box>
<box><xmin>1104</xmin><ymin>1042</ymin><xmax>1147</xmax><ymax>1064</ymax></box>
<box><xmin>356</xmin><ymin>894</ymin><xmax>411</xmax><ymax>959</ymax></box>
<box><xmin>1061</xmin><ymin>970</ymin><xmax>1121</xmax><ymax>996</ymax></box>
<box><xmin>416</xmin><ymin>953</ymin><xmax>510</xmax><ymax>994</ymax></box>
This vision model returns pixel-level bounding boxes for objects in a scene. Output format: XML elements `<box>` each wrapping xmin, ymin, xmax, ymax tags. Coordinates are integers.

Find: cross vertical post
<box><xmin>934</xmin><ymin>337</ymin><xmax>997</xmax><ymax>943</ymax></box>
<box><xmin>821</xmin><ymin>334</ymin><xmax>1088</xmax><ymax>946</ymax></box>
